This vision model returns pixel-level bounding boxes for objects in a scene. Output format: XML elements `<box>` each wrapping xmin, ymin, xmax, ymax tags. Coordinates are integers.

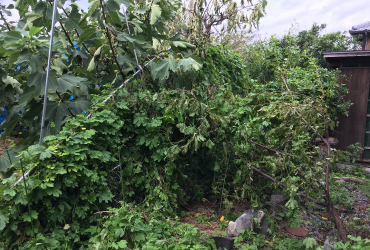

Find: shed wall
<box><xmin>333</xmin><ymin>67</ymin><xmax>370</xmax><ymax>160</ymax></box>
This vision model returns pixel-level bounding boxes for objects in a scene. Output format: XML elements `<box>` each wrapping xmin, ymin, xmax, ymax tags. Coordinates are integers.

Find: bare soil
<box><xmin>179</xmin><ymin>200</ymin><xmax>251</xmax><ymax>235</ymax></box>
<box><xmin>0</xmin><ymin>136</ymin><xmax>24</xmax><ymax>156</ymax></box>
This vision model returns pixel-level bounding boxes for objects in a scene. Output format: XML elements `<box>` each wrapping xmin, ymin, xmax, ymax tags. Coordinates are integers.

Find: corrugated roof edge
<box><xmin>349</xmin><ymin>21</ymin><xmax>370</xmax><ymax>34</ymax></box>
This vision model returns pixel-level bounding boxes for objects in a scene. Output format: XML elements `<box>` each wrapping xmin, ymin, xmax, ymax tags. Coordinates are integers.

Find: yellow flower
<box><xmin>54</xmin><ymin>150</ymin><xmax>58</xmax><ymax>153</ymax></box>
<box><xmin>82</xmin><ymin>128</ymin><xmax>86</xmax><ymax>130</ymax></box>
<box><xmin>220</xmin><ymin>216</ymin><xmax>224</xmax><ymax>222</ymax></box>
<box><xmin>322</xmin><ymin>217</ymin><xmax>328</xmax><ymax>220</ymax></box>
<box><xmin>225</xmin><ymin>220</ymin><xmax>229</xmax><ymax>223</ymax></box>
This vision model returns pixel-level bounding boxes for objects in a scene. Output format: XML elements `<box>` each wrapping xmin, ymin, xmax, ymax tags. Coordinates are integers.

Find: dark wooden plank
<box><xmin>332</xmin><ymin>68</ymin><xmax>370</xmax><ymax>160</ymax></box>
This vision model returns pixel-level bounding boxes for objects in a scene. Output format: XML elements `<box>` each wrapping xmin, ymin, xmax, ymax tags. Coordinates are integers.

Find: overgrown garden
<box><xmin>0</xmin><ymin>0</ymin><xmax>369</xmax><ymax>249</ymax></box>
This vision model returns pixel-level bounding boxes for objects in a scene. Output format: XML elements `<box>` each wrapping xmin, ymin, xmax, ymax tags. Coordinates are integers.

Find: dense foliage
<box><xmin>242</xmin><ymin>24</ymin><xmax>361</xmax><ymax>122</ymax></box>
<box><xmin>0</xmin><ymin>0</ymin><xmax>365</xmax><ymax>248</ymax></box>
<box><xmin>0</xmin><ymin>0</ymin><xmax>200</xmax><ymax>169</ymax></box>
<box><xmin>0</xmin><ymin>38</ymin><xmax>363</xmax><ymax>248</ymax></box>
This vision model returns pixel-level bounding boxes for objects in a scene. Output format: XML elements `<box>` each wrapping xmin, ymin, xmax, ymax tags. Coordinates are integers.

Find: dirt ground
<box><xmin>179</xmin><ymin>200</ymin><xmax>251</xmax><ymax>235</ymax></box>
<box><xmin>0</xmin><ymin>136</ymin><xmax>24</xmax><ymax>156</ymax></box>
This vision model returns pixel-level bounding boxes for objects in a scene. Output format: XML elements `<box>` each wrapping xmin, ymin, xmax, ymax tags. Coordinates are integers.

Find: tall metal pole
<box><xmin>39</xmin><ymin>0</ymin><xmax>58</xmax><ymax>145</ymax></box>
<box><xmin>122</xmin><ymin>5</ymin><xmax>142</xmax><ymax>79</ymax></box>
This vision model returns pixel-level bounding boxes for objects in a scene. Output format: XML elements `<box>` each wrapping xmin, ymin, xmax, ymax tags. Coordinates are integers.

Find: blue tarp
<box><xmin>0</xmin><ymin>108</ymin><xmax>6</xmax><ymax>134</ymax></box>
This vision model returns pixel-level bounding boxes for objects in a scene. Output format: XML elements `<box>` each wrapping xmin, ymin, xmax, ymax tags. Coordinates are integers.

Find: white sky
<box><xmin>258</xmin><ymin>0</ymin><xmax>370</xmax><ymax>38</ymax></box>
<box><xmin>2</xmin><ymin>0</ymin><xmax>370</xmax><ymax>38</ymax></box>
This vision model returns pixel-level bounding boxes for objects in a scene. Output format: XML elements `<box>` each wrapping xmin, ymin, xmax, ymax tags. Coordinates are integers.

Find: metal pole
<box><xmin>39</xmin><ymin>0</ymin><xmax>58</xmax><ymax>145</ymax></box>
<box><xmin>122</xmin><ymin>5</ymin><xmax>142</xmax><ymax>78</ymax></box>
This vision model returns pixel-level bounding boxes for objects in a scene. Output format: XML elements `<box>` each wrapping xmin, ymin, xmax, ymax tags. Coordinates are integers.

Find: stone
<box><xmin>211</xmin><ymin>236</ymin><xmax>234</xmax><ymax>250</ymax></box>
<box><xmin>226</xmin><ymin>221</ymin><xmax>236</xmax><ymax>236</ymax></box>
<box><xmin>346</xmin><ymin>184</ymin><xmax>356</xmax><ymax>191</ymax></box>
<box><xmin>270</xmin><ymin>193</ymin><xmax>284</xmax><ymax>217</ymax></box>
<box><xmin>365</xmin><ymin>168</ymin><xmax>370</xmax><ymax>173</ymax></box>
<box><xmin>323</xmin><ymin>238</ymin><xmax>336</xmax><ymax>250</ymax></box>
<box><xmin>336</xmin><ymin>163</ymin><xmax>354</xmax><ymax>170</ymax></box>
<box><xmin>336</xmin><ymin>178</ymin><xmax>345</xmax><ymax>184</ymax></box>
<box><xmin>227</xmin><ymin>209</ymin><xmax>269</xmax><ymax>237</ymax></box>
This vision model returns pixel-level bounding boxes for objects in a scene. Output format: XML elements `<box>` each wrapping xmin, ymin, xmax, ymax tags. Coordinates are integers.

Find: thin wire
<box><xmin>39</xmin><ymin>0</ymin><xmax>58</xmax><ymax>146</ymax></box>
<box><xmin>86</xmin><ymin>52</ymin><xmax>164</xmax><ymax>118</ymax></box>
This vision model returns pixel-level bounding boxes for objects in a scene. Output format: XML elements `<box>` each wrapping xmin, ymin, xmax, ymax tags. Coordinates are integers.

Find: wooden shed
<box><xmin>323</xmin><ymin>21</ymin><xmax>370</xmax><ymax>162</ymax></box>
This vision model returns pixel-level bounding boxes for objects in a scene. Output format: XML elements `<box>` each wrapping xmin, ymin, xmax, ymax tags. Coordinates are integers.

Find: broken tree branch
<box><xmin>206</xmin><ymin>115</ymin><xmax>327</xmax><ymax>207</ymax></box>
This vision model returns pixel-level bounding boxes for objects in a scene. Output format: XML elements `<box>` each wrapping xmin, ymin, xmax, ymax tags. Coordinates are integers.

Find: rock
<box><xmin>227</xmin><ymin>209</ymin><xmax>269</xmax><ymax>237</ymax></box>
<box><xmin>323</xmin><ymin>238</ymin><xmax>336</xmax><ymax>250</ymax></box>
<box><xmin>336</xmin><ymin>163</ymin><xmax>354</xmax><ymax>170</ymax></box>
<box><xmin>211</xmin><ymin>236</ymin><xmax>234</xmax><ymax>250</ymax></box>
<box><xmin>227</xmin><ymin>221</ymin><xmax>236</xmax><ymax>235</ymax></box>
<box><xmin>336</xmin><ymin>178</ymin><xmax>345</xmax><ymax>184</ymax></box>
<box><xmin>365</xmin><ymin>168</ymin><xmax>370</xmax><ymax>173</ymax></box>
<box><xmin>270</xmin><ymin>193</ymin><xmax>284</xmax><ymax>217</ymax></box>
<box><xmin>313</xmin><ymin>231</ymin><xmax>321</xmax><ymax>237</ymax></box>
<box><xmin>346</xmin><ymin>184</ymin><xmax>356</xmax><ymax>191</ymax></box>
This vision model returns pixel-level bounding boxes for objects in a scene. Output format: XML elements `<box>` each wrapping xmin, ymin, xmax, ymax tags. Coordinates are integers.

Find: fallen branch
<box><xmin>94</xmin><ymin>211</ymin><xmax>116</xmax><ymax>215</ymax></box>
<box><xmin>206</xmin><ymin>115</ymin><xmax>327</xmax><ymax>207</ymax></box>
<box><xmin>334</xmin><ymin>177</ymin><xmax>365</xmax><ymax>184</ymax></box>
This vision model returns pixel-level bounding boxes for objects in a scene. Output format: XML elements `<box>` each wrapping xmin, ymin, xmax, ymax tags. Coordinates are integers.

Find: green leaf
<box><xmin>1</xmin><ymin>31</ymin><xmax>22</xmax><ymax>47</ymax></box>
<box><xmin>0</xmin><ymin>148</ymin><xmax>20</xmax><ymax>171</ymax></box>
<box><xmin>29</xmin><ymin>26</ymin><xmax>43</xmax><ymax>36</ymax></box>
<box><xmin>285</xmin><ymin>199</ymin><xmax>299</xmax><ymax>210</ymax></box>
<box><xmin>68</xmin><ymin>96</ymin><xmax>90</xmax><ymax>115</ymax></box>
<box><xmin>53</xmin><ymin>58</ymin><xmax>68</xmax><ymax>70</ymax></box>
<box><xmin>18</xmin><ymin>86</ymin><xmax>36</xmax><ymax>107</ymax></box>
<box><xmin>94</xmin><ymin>46</ymin><xmax>103</xmax><ymax>56</ymax></box>
<box><xmin>0</xmin><ymin>114</ymin><xmax>21</xmax><ymax>140</ymax></box>
<box><xmin>303</xmin><ymin>237</ymin><xmax>317</xmax><ymax>249</ymax></box>
<box><xmin>171</xmin><ymin>41</ymin><xmax>196</xmax><ymax>49</ymax></box>
<box><xmin>134</xmin><ymin>232</ymin><xmax>145</xmax><ymax>242</ymax></box>
<box><xmin>45</xmin><ymin>101</ymin><xmax>70</xmax><ymax>133</ymax></box>
<box><xmin>135</xmin><ymin>7</ymin><xmax>147</xmax><ymax>14</ymax></box>
<box><xmin>30</xmin><ymin>54</ymin><xmax>44</xmax><ymax>74</ymax></box>
<box><xmin>151</xmin><ymin>58</ymin><xmax>177</xmax><ymax>80</ymax></box>
<box><xmin>117</xmin><ymin>240</ymin><xmax>127</xmax><ymax>248</ymax></box>
<box><xmin>57</xmin><ymin>74</ymin><xmax>88</xmax><ymax>96</ymax></box>
<box><xmin>27</xmin><ymin>70</ymin><xmax>59</xmax><ymax>95</ymax></box>
<box><xmin>116</xmin><ymin>32</ymin><xmax>146</xmax><ymax>45</ymax></box>
<box><xmin>150</xmin><ymin>3</ymin><xmax>161</xmax><ymax>25</ymax></box>
<box><xmin>59</xmin><ymin>32</ymin><xmax>68</xmax><ymax>49</ymax></box>
<box><xmin>8</xmin><ymin>52</ymin><xmax>20</xmax><ymax>68</ymax></box>
<box><xmin>78</xmin><ymin>26</ymin><xmax>97</xmax><ymax>44</ymax></box>
<box><xmin>0</xmin><ymin>214</ymin><xmax>8</xmax><ymax>230</ymax></box>
<box><xmin>178</xmin><ymin>57</ymin><xmax>202</xmax><ymax>72</ymax></box>
<box><xmin>117</xmin><ymin>54</ymin><xmax>136</xmax><ymax>67</ymax></box>
<box><xmin>61</xmin><ymin>6</ymin><xmax>82</xmax><ymax>34</ymax></box>
<box><xmin>25</xmin><ymin>11</ymin><xmax>43</xmax><ymax>24</ymax></box>
<box><xmin>87</xmin><ymin>58</ymin><xmax>95</xmax><ymax>72</ymax></box>
<box><xmin>88</xmin><ymin>0</ymin><xmax>99</xmax><ymax>17</ymax></box>
<box><xmin>116</xmin><ymin>0</ymin><xmax>130</xmax><ymax>6</ymax></box>
<box><xmin>105</xmin><ymin>0</ymin><xmax>120</xmax><ymax>12</ymax></box>
<box><xmin>40</xmin><ymin>150</ymin><xmax>53</xmax><ymax>160</ymax></box>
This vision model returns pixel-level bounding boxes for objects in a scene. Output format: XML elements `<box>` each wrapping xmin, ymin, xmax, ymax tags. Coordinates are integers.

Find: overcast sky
<box><xmin>2</xmin><ymin>0</ymin><xmax>370</xmax><ymax>38</ymax></box>
<box><xmin>258</xmin><ymin>0</ymin><xmax>370</xmax><ymax>38</ymax></box>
